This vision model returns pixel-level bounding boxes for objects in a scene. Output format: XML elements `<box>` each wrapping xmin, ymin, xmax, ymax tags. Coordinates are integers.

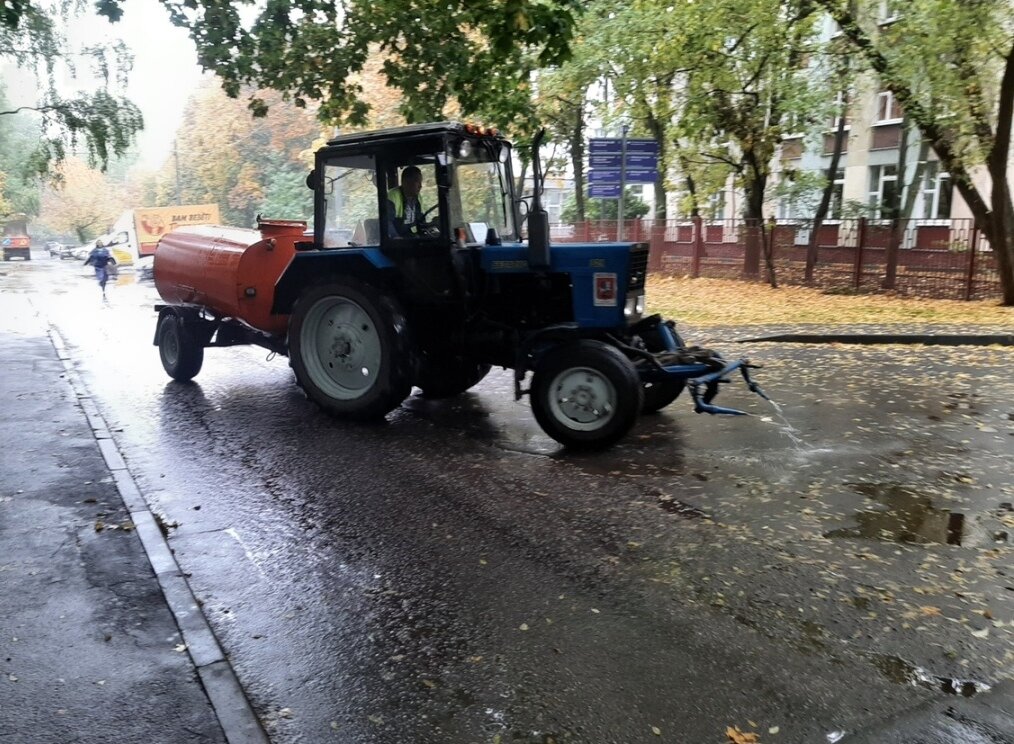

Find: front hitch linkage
<box><xmin>688</xmin><ymin>359</ymin><xmax>768</xmax><ymax>416</ymax></box>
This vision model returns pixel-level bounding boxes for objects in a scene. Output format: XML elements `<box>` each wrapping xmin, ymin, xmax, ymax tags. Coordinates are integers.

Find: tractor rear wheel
<box><xmin>158</xmin><ymin>314</ymin><xmax>204</xmax><ymax>382</ymax></box>
<box><xmin>289</xmin><ymin>280</ymin><xmax>413</xmax><ymax>420</ymax></box>
<box><xmin>417</xmin><ymin>358</ymin><xmax>491</xmax><ymax>399</ymax></box>
<box><xmin>531</xmin><ymin>340</ymin><xmax>642</xmax><ymax>450</ymax></box>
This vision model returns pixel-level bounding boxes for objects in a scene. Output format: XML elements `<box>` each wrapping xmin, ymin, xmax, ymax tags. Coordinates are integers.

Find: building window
<box><xmin>544</xmin><ymin>188</ymin><xmax>563</xmax><ymax>223</ymax></box>
<box><xmin>707</xmin><ymin>191</ymin><xmax>725</xmax><ymax>220</ymax></box>
<box><xmin>830</xmin><ymin>169</ymin><xmax>845</xmax><ymax>220</ymax></box>
<box><xmin>879</xmin><ymin>0</ymin><xmax>901</xmax><ymax>24</ymax></box>
<box><xmin>921</xmin><ymin>163</ymin><xmax>953</xmax><ymax>219</ymax></box>
<box><xmin>875</xmin><ymin>90</ymin><xmax>902</xmax><ymax>123</ymax></box>
<box><xmin>869</xmin><ymin>164</ymin><xmax>899</xmax><ymax>219</ymax></box>
<box><xmin>827</xmin><ymin>91</ymin><xmax>851</xmax><ymax>130</ymax></box>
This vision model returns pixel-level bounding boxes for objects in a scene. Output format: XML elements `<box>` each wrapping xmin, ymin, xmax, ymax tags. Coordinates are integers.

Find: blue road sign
<box><xmin>588</xmin><ymin>168</ymin><xmax>658</xmax><ymax>185</ymax></box>
<box><xmin>589</xmin><ymin>184</ymin><xmax>622</xmax><ymax>198</ymax></box>
<box><xmin>588</xmin><ymin>138</ymin><xmax>659</xmax><ymax>154</ymax></box>
<box><xmin>589</xmin><ymin>153</ymin><xmax>622</xmax><ymax>168</ymax></box>
<box><xmin>588</xmin><ymin>169</ymin><xmax>622</xmax><ymax>184</ymax></box>
<box><xmin>625</xmin><ymin>168</ymin><xmax>658</xmax><ymax>184</ymax></box>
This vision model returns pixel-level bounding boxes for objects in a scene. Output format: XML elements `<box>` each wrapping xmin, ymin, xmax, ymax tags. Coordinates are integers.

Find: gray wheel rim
<box><xmin>162</xmin><ymin>323</ymin><xmax>180</xmax><ymax>366</ymax></box>
<box><xmin>300</xmin><ymin>296</ymin><xmax>381</xmax><ymax>400</ymax></box>
<box><xmin>547</xmin><ymin>366</ymin><xmax>617</xmax><ymax>431</ymax></box>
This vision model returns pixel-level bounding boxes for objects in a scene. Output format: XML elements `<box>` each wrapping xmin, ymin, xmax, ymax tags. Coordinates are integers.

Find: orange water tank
<box><xmin>153</xmin><ymin>219</ymin><xmax>306</xmax><ymax>335</ymax></box>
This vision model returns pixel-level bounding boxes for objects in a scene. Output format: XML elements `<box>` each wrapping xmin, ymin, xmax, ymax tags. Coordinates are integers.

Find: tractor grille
<box><xmin>628</xmin><ymin>244</ymin><xmax>649</xmax><ymax>290</ymax></box>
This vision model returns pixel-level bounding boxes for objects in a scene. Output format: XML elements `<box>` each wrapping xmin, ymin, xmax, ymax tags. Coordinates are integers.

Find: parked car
<box><xmin>72</xmin><ymin>242</ymin><xmax>96</xmax><ymax>260</ymax></box>
<box><xmin>48</xmin><ymin>242</ymin><xmax>77</xmax><ymax>260</ymax></box>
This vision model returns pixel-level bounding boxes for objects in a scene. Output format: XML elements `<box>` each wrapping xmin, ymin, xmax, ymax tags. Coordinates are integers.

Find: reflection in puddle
<box><xmin>870</xmin><ymin>653</ymin><xmax>990</xmax><ymax>697</ymax></box>
<box><xmin>824</xmin><ymin>483</ymin><xmax>964</xmax><ymax>545</ymax></box>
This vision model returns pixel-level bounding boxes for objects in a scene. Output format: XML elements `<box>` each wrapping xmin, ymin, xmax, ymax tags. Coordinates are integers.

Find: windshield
<box><xmin>450</xmin><ymin>143</ymin><xmax>516</xmax><ymax>243</ymax></box>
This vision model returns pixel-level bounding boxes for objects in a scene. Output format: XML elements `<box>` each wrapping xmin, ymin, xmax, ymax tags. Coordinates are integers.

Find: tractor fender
<box><xmin>272</xmin><ymin>250</ymin><xmax>396</xmax><ymax>315</ymax></box>
<box><xmin>513</xmin><ymin>323</ymin><xmax>606</xmax><ymax>400</ymax></box>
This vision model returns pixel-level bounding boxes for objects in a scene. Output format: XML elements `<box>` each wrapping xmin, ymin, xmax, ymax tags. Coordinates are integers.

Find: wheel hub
<box><xmin>302</xmin><ymin>297</ymin><xmax>380</xmax><ymax>399</ymax></box>
<box><xmin>551</xmin><ymin>370</ymin><xmax>615</xmax><ymax>429</ymax></box>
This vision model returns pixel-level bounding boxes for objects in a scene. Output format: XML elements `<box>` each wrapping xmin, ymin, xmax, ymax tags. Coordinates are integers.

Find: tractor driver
<box><xmin>386</xmin><ymin>166</ymin><xmax>428</xmax><ymax>239</ymax></box>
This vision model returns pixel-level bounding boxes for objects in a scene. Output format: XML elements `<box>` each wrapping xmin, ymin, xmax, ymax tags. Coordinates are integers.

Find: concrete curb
<box><xmin>48</xmin><ymin>326</ymin><xmax>269</xmax><ymax>744</ymax></box>
<box><xmin>738</xmin><ymin>333</ymin><xmax>1014</xmax><ymax>346</ymax></box>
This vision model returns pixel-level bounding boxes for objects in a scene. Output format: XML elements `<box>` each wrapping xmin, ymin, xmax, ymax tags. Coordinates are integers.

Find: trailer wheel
<box><xmin>158</xmin><ymin>314</ymin><xmax>204</xmax><ymax>382</ymax></box>
<box><xmin>531</xmin><ymin>340</ymin><xmax>643</xmax><ymax>450</ymax></box>
<box><xmin>289</xmin><ymin>281</ymin><xmax>413</xmax><ymax>420</ymax></box>
<box><xmin>417</xmin><ymin>358</ymin><xmax>491</xmax><ymax>399</ymax></box>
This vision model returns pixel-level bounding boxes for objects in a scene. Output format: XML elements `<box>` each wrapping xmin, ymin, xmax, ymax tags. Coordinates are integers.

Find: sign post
<box><xmin>587</xmin><ymin>136</ymin><xmax>659</xmax><ymax>242</ymax></box>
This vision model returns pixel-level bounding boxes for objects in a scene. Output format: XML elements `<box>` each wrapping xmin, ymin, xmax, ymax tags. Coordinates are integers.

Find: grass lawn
<box><xmin>646</xmin><ymin>277</ymin><xmax>1014</xmax><ymax>327</ymax></box>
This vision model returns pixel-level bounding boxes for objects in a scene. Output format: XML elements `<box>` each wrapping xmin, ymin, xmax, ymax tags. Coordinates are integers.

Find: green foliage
<box><xmin>149</xmin><ymin>0</ymin><xmax>581</xmax><ymax>137</ymax></box>
<box><xmin>0</xmin><ymin>86</ymin><xmax>41</xmax><ymax>217</ymax></box>
<box><xmin>0</xmin><ymin>2</ymin><xmax>144</xmax><ymax>174</ymax></box>
<box><xmin>559</xmin><ymin>190</ymin><xmax>649</xmax><ymax>222</ymax></box>
<box><xmin>261</xmin><ymin>169</ymin><xmax>313</xmax><ymax>222</ymax></box>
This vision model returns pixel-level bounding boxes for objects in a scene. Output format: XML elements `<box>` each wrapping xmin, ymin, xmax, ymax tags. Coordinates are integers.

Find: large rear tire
<box><xmin>289</xmin><ymin>280</ymin><xmax>413</xmax><ymax>420</ymax></box>
<box><xmin>158</xmin><ymin>314</ymin><xmax>204</xmax><ymax>382</ymax></box>
<box><xmin>531</xmin><ymin>340</ymin><xmax>643</xmax><ymax>450</ymax></box>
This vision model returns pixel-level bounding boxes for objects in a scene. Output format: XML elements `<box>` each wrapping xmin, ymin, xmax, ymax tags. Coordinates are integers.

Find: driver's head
<box><xmin>400</xmin><ymin>166</ymin><xmax>423</xmax><ymax>198</ymax></box>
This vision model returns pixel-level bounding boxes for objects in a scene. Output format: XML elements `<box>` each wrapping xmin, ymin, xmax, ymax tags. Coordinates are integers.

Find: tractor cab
<box><xmin>312</xmin><ymin>123</ymin><xmax>516</xmax><ymax>250</ymax></box>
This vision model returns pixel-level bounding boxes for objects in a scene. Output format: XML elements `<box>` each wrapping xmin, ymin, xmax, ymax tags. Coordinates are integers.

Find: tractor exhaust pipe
<box><xmin>527</xmin><ymin>128</ymin><xmax>551</xmax><ymax>270</ymax></box>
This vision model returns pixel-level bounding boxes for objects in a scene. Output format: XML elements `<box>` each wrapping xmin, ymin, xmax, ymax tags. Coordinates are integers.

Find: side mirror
<box><xmin>305</xmin><ymin>170</ymin><xmax>315</xmax><ymax>190</ymax></box>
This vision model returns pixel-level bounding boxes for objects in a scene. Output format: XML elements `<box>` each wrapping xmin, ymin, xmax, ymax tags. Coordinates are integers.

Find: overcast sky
<box><xmin>77</xmin><ymin>0</ymin><xmax>208</xmax><ymax>169</ymax></box>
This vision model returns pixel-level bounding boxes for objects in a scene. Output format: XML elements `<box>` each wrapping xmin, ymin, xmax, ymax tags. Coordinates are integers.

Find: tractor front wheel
<box><xmin>531</xmin><ymin>340</ymin><xmax>643</xmax><ymax>450</ymax></box>
<box><xmin>289</xmin><ymin>280</ymin><xmax>413</xmax><ymax>420</ymax></box>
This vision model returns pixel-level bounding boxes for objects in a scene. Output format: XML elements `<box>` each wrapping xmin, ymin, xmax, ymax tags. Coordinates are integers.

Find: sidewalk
<box><xmin>0</xmin><ymin>294</ymin><xmax>250</xmax><ymax>744</ymax></box>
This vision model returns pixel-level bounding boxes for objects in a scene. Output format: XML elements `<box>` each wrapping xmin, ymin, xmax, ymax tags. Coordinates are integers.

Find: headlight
<box><xmin>624</xmin><ymin>292</ymin><xmax>645</xmax><ymax>320</ymax></box>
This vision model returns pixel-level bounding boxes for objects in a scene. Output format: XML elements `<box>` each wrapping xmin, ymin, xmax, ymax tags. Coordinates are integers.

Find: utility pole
<box><xmin>174</xmin><ymin>140</ymin><xmax>182</xmax><ymax>206</ymax></box>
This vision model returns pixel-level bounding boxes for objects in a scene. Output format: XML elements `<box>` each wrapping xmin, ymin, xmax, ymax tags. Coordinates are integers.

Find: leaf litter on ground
<box><xmin>647</xmin><ymin>277</ymin><xmax>1013</xmax><ymax>327</ymax></box>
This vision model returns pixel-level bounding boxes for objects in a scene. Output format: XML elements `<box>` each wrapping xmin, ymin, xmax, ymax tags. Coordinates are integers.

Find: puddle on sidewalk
<box><xmin>824</xmin><ymin>483</ymin><xmax>964</xmax><ymax>546</ymax></box>
<box><xmin>870</xmin><ymin>653</ymin><xmax>991</xmax><ymax>697</ymax></box>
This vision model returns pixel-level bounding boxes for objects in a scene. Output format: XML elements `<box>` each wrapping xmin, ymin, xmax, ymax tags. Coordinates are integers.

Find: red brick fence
<box><xmin>550</xmin><ymin>217</ymin><xmax>1001</xmax><ymax>301</ymax></box>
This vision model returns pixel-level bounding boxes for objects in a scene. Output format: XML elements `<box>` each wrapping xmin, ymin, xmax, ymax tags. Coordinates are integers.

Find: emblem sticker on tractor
<box><xmin>594</xmin><ymin>272</ymin><xmax>618</xmax><ymax>306</ymax></box>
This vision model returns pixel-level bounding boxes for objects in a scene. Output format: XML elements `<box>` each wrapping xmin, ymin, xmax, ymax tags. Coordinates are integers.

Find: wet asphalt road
<box><xmin>5</xmin><ymin>254</ymin><xmax>1013</xmax><ymax>743</ymax></box>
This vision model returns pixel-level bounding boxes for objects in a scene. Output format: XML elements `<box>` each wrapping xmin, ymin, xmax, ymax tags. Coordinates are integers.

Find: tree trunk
<box><xmin>570</xmin><ymin>92</ymin><xmax>587</xmax><ymax>223</ymax></box>
<box><xmin>806</xmin><ymin>105</ymin><xmax>848</xmax><ymax>281</ymax></box>
<box><xmin>883</xmin><ymin>118</ymin><xmax>910</xmax><ymax>290</ymax></box>
<box><xmin>901</xmin><ymin>140</ymin><xmax>930</xmax><ymax>219</ymax></box>
<box><xmin>743</xmin><ymin>150</ymin><xmax>774</xmax><ymax>286</ymax></box>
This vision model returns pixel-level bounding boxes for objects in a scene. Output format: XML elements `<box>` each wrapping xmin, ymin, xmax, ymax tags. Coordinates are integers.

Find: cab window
<box><xmin>322</xmin><ymin>154</ymin><xmax>379</xmax><ymax>247</ymax></box>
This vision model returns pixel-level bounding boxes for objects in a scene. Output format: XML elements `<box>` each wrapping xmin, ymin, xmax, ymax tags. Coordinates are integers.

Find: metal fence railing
<box><xmin>549</xmin><ymin>217</ymin><xmax>1001</xmax><ymax>301</ymax></box>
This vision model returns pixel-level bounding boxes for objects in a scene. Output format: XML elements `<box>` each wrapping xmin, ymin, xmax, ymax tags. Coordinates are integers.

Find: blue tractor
<box><xmin>273</xmin><ymin>122</ymin><xmax>766</xmax><ymax>449</ymax></box>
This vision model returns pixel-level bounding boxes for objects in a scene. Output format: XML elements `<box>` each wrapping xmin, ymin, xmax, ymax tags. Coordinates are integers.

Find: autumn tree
<box><xmin>815</xmin><ymin>0</ymin><xmax>1014</xmax><ymax>305</ymax></box>
<box><xmin>36</xmin><ymin>158</ymin><xmax>127</xmax><ymax>242</ymax></box>
<box><xmin>0</xmin><ymin>2</ymin><xmax>143</xmax><ymax>173</ymax></box>
<box><xmin>157</xmin><ymin>81</ymin><xmax>323</xmax><ymax>225</ymax></box>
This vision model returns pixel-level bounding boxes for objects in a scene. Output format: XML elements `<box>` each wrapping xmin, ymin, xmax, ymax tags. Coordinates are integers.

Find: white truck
<box><xmin>105</xmin><ymin>204</ymin><xmax>221</xmax><ymax>266</ymax></box>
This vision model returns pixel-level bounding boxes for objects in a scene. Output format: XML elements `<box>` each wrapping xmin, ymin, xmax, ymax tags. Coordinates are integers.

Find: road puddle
<box><xmin>823</xmin><ymin>483</ymin><xmax>964</xmax><ymax>546</ymax></box>
<box><xmin>870</xmin><ymin>653</ymin><xmax>991</xmax><ymax>697</ymax></box>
